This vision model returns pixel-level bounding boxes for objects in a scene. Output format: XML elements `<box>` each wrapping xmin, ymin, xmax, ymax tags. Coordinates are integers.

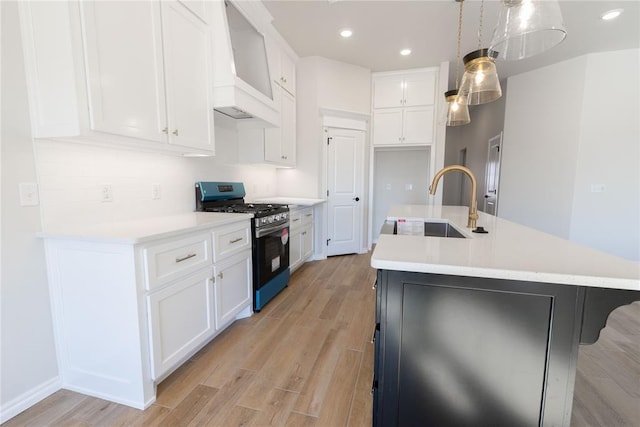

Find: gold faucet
<box><xmin>429</xmin><ymin>165</ymin><xmax>479</xmax><ymax>228</ymax></box>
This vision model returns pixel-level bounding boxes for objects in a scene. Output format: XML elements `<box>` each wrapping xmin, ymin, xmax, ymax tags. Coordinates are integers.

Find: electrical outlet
<box><xmin>19</xmin><ymin>182</ymin><xmax>39</xmax><ymax>206</ymax></box>
<box><xmin>152</xmin><ymin>184</ymin><xmax>161</xmax><ymax>200</ymax></box>
<box><xmin>101</xmin><ymin>184</ymin><xmax>113</xmax><ymax>202</ymax></box>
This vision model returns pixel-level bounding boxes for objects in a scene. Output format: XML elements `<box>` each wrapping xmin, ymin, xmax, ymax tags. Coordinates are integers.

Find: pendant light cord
<box><xmin>478</xmin><ymin>0</ymin><xmax>484</xmax><ymax>49</ymax></box>
<box><xmin>455</xmin><ymin>0</ymin><xmax>464</xmax><ymax>89</ymax></box>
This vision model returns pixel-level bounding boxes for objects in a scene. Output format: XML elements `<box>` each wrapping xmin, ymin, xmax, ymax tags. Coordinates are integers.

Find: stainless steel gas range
<box><xmin>195</xmin><ymin>182</ymin><xmax>290</xmax><ymax>311</ymax></box>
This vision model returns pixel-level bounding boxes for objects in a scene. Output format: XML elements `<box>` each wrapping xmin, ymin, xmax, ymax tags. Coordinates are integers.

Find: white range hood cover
<box><xmin>212</xmin><ymin>0</ymin><xmax>279</xmax><ymax>128</ymax></box>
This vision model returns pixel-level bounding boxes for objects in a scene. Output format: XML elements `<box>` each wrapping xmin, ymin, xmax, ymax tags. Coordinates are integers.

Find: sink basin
<box><xmin>380</xmin><ymin>220</ymin><xmax>466</xmax><ymax>238</ymax></box>
<box><xmin>424</xmin><ymin>221</ymin><xmax>465</xmax><ymax>238</ymax></box>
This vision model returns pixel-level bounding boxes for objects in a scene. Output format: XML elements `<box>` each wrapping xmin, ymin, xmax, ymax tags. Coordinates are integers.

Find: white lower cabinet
<box><xmin>42</xmin><ymin>217</ymin><xmax>252</xmax><ymax>409</ymax></box>
<box><xmin>213</xmin><ymin>249</ymin><xmax>252</xmax><ymax>329</ymax></box>
<box><xmin>289</xmin><ymin>206</ymin><xmax>314</xmax><ymax>272</ymax></box>
<box><xmin>147</xmin><ymin>269</ymin><xmax>215</xmax><ymax>380</ymax></box>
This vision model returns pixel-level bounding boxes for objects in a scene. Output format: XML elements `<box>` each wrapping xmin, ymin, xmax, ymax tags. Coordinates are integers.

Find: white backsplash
<box><xmin>35</xmin><ymin>137</ymin><xmax>278</xmax><ymax>230</ymax></box>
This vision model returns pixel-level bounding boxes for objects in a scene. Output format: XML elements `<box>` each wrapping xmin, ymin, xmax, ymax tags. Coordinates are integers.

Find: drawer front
<box><xmin>301</xmin><ymin>208</ymin><xmax>314</xmax><ymax>226</ymax></box>
<box><xmin>144</xmin><ymin>232</ymin><xmax>212</xmax><ymax>291</ymax></box>
<box><xmin>212</xmin><ymin>221</ymin><xmax>251</xmax><ymax>262</ymax></box>
<box><xmin>289</xmin><ymin>209</ymin><xmax>303</xmax><ymax>230</ymax></box>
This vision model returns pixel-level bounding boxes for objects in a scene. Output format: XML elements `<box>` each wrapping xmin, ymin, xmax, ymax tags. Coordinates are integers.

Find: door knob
<box><xmin>354</xmin><ymin>197</ymin><xmax>360</xmax><ymax>202</ymax></box>
<box><xmin>484</xmin><ymin>195</ymin><xmax>489</xmax><ymax>198</ymax></box>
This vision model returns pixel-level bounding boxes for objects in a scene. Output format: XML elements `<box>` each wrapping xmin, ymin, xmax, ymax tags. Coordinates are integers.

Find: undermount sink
<box><xmin>380</xmin><ymin>220</ymin><xmax>466</xmax><ymax>238</ymax></box>
<box><xmin>424</xmin><ymin>221</ymin><xmax>466</xmax><ymax>238</ymax></box>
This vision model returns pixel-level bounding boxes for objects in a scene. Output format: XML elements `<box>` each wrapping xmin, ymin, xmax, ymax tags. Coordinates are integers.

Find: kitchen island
<box><xmin>370</xmin><ymin>205</ymin><xmax>639</xmax><ymax>427</ymax></box>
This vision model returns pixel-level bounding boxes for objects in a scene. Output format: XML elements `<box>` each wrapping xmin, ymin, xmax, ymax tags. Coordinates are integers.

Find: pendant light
<box><xmin>458</xmin><ymin>0</ymin><xmax>502</xmax><ymax>106</ymax></box>
<box><xmin>445</xmin><ymin>0</ymin><xmax>470</xmax><ymax>127</ymax></box>
<box><xmin>489</xmin><ymin>0</ymin><xmax>567</xmax><ymax>61</ymax></box>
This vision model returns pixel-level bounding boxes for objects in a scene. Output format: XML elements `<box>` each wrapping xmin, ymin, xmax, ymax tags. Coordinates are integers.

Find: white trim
<box><xmin>0</xmin><ymin>377</ymin><xmax>62</xmax><ymax>424</ymax></box>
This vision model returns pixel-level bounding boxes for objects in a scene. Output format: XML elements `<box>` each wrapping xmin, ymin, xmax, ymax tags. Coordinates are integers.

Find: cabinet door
<box><xmin>162</xmin><ymin>1</ymin><xmax>213</xmax><ymax>152</ymax></box>
<box><xmin>279</xmin><ymin>89</ymin><xmax>296</xmax><ymax>165</ymax></box>
<box><xmin>403</xmin><ymin>71</ymin><xmax>436</xmax><ymax>107</ymax></box>
<box><xmin>279</xmin><ymin>51</ymin><xmax>296</xmax><ymax>96</ymax></box>
<box><xmin>402</xmin><ymin>106</ymin><xmax>434</xmax><ymax>145</ymax></box>
<box><xmin>265</xmin><ymin>86</ymin><xmax>296</xmax><ymax>166</ymax></box>
<box><xmin>301</xmin><ymin>224</ymin><xmax>313</xmax><ymax>260</ymax></box>
<box><xmin>373</xmin><ymin>75</ymin><xmax>404</xmax><ymax>108</ymax></box>
<box><xmin>373</xmin><ymin>109</ymin><xmax>403</xmax><ymax>145</ymax></box>
<box><xmin>81</xmin><ymin>1</ymin><xmax>166</xmax><ymax>143</ymax></box>
<box><xmin>289</xmin><ymin>228</ymin><xmax>303</xmax><ymax>271</ymax></box>
<box><xmin>147</xmin><ymin>269</ymin><xmax>215</xmax><ymax>380</ymax></box>
<box><xmin>213</xmin><ymin>250</ymin><xmax>252</xmax><ymax>329</ymax></box>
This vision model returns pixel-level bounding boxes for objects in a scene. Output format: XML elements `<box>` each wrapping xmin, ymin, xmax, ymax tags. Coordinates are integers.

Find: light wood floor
<box><xmin>3</xmin><ymin>252</ymin><xmax>639</xmax><ymax>426</ymax></box>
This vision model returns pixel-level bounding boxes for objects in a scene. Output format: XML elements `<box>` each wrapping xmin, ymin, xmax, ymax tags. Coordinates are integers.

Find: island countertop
<box><xmin>371</xmin><ymin>205</ymin><xmax>640</xmax><ymax>291</ymax></box>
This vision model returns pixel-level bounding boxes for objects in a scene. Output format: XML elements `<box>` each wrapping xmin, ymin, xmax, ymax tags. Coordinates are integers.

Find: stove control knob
<box><xmin>268</xmin><ymin>216</ymin><xmax>274</xmax><ymax>224</ymax></box>
<box><xmin>275</xmin><ymin>214</ymin><xmax>281</xmax><ymax>221</ymax></box>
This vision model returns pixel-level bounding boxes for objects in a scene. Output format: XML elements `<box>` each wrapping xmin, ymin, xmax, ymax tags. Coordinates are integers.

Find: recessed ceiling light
<box><xmin>340</xmin><ymin>29</ymin><xmax>353</xmax><ymax>38</ymax></box>
<box><xmin>601</xmin><ymin>8</ymin><xmax>623</xmax><ymax>20</ymax></box>
<box><xmin>400</xmin><ymin>49</ymin><xmax>412</xmax><ymax>56</ymax></box>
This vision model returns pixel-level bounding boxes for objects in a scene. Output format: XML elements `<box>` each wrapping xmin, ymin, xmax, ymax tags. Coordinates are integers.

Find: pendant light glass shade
<box><xmin>458</xmin><ymin>49</ymin><xmax>502</xmax><ymax>105</ymax></box>
<box><xmin>445</xmin><ymin>89</ymin><xmax>470</xmax><ymax>126</ymax></box>
<box><xmin>489</xmin><ymin>0</ymin><xmax>567</xmax><ymax>61</ymax></box>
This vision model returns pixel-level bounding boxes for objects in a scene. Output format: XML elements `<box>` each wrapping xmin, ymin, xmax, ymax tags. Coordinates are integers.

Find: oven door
<box><xmin>253</xmin><ymin>222</ymin><xmax>290</xmax><ymax>289</ymax></box>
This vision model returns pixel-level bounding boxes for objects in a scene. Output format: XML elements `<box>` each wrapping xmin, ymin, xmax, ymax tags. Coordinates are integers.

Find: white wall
<box><xmin>372</xmin><ymin>148</ymin><xmax>431</xmax><ymax>240</ymax></box>
<box><xmin>35</xmin><ymin>133</ymin><xmax>279</xmax><ymax>230</ymax></box>
<box><xmin>500</xmin><ymin>56</ymin><xmax>586</xmax><ymax>239</ymax></box>
<box><xmin>1</xmin><ymin>2</ymin><xmax>60</xmax><ymax>421</ymax></box>
<box><xmin>500</xmin><ymin>49</ymin><xmax>639</xmax><ymax>261</ymax></box>
<box><xmin>569</xmin><ymin>50</ymin><xmax>640</xmax><ymax>261</ymax></box>
<box><xmin>276</xmin><ymin>56</ymin><xmax>371</xmax><ymax>197</ymax></box>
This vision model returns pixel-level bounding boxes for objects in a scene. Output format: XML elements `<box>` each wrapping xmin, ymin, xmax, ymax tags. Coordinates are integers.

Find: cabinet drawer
<box><xmin>212</xmin><ymin>221</ymin><xmax>251</xmax><ymax>262</ymax></box>
<box><xmin>143</xmin><ymin>232</ymin><xmax>212</xmax><ymax>291</ymax></box>
<box><xmin>289</xmin><ymin>210</ymin><xmax>303</xmax><ymax>230</ymax></box>
<box><xmin>301</xmin><ymin>208</ymin><xmax>314</xmax><ymax>226</ymax></box>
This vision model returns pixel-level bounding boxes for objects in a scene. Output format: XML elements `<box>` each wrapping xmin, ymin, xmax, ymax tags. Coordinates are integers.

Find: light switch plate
<box><xmin>19</xmin><ymin>182</ymin><xmax>39</xmax><ymax>206</ymax></box>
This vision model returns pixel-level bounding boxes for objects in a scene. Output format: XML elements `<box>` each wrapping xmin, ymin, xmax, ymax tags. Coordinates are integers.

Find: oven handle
<box><xmin>255</xmin><ymin>221</ymin><xmax>290</xmax><ymax>238</ymax></box>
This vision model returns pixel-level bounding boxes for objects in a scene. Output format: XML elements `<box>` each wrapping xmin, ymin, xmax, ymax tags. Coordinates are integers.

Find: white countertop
<box><xmin>38</xmin><ymin>212</ymin><xmax>253</xmax><ymax>245</ymax></box>
<box><xmin>372</xmin><ymin>205</ymin><xmax>640</xmax><ymax>291</ymax></box>
<box><xmin>251</xmin><ymin>197</ymin><xmax>326</xmax><ymax>207</ymax></box>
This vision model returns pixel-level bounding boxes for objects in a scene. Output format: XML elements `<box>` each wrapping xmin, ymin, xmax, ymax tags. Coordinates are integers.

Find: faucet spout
<box><xmin>429</xmin><ymin>165</ymin><xmax>479</xmax><ymax>228</ymax></box>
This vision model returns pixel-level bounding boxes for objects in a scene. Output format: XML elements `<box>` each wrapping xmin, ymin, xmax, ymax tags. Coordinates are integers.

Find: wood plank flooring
<box><xmin>3</xmin><ymin>252</ymin><xmax>639</xmax><ymax>426</ymax></box>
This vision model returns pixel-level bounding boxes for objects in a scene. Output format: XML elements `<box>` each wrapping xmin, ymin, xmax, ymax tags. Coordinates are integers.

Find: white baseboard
<box><xmin>0</xmin><ymin>376</ymin><xmax>61</xmax><ymax>423</ymax></box>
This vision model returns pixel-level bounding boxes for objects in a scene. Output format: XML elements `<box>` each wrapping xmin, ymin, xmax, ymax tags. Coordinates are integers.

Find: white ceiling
<box><xmin>262</xmin><ymin>0</ymin><xmax>640</xmax><ymax>86</ymax></box>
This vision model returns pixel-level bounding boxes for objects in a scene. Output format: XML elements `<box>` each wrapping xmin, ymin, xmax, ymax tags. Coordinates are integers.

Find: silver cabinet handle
<box><xmin>229</xmin><ymin>237</ymin><xmax>243</xmax><ymax>244</ymax></box>
<box><xmin>175</xmin><ymin>253</ymin><xmax>197</xmax><ymax>263</ymax></box>
<box><xmin>292</xmin><ymin>218</ymin><xmax>300</xmax><ymax>222</ymax></box>
<box><xmin>162</xmin><ymin>127</ymin><xmax>168</xmax><ymax>134</ymax></box>
<box><xmin>305</xmin><ymin>213</ymin><xmax>312</xmax><ymax>217</ymax></box>
<box><xmin>209</xmin><ymin>276</ymin><xmax>215</xmax><ymax>284</ymax></box>
<box><xmin>172</xmin><ymin>129</ymin><xmax>179</xmax><ymax>136</ymax></box>
<box><xmin>217</xmin><ymin>272</ymin><xmax>224</xmax><ymax>279</ymax></box>
<box><xmin>302</xmin><ymin>231</ymin><xmax>306</xmax><ymax>235</ymax></box>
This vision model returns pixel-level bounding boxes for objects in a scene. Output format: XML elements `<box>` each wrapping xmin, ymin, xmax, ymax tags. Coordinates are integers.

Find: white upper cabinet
<box><xmin>264</xmin><ymin>86</ymin><xmax>296</xmax><ymax>166</ymax></box>
<box><xmin>19</xmin><ymin>0</ymin><xmax>214</xmax><ymax>155</ymax></box>
<box><xmin>161</xmin><ymin>1</ymin><xmax>213</xmax><ymax>152</ymax></box>
<box><xmin>373</xmin><ymin>71</ymin><xmax>436</xmax><ymax>108</ymax></box>
<box><xmin>267</xmin><ymin>36</ymin><xmax>296</xmax><ymax>96</ymax></box>
<box><xmin>81</xmin><ymin>1</ymin><xmax>166</xmax><ymax>144</ymax></box>
<box><xmin>372</xmin><ymin>68</ymin><xmax>438</xmax><ymax>146</ymax></box>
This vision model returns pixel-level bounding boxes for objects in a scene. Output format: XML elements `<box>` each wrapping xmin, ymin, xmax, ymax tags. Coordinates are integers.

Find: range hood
<box><xmin>212</xmin><ymin>0</ymin><xmax>279</xmax><ymax>128</ymax></box>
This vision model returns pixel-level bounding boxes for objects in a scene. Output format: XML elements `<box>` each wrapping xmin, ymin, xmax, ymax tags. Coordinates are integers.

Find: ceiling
<box><xmin>262</xmin><ymin>0</ymin><xmax>640</xmax><ymax>86</ymax></box>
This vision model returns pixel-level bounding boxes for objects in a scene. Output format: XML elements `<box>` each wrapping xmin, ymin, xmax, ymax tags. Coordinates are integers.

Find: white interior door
<box><xmin>327</xmin><ymin>128</ymin><xmax>364</xmax><ymax>256</ymax></box>
<box><xmin>484</xmin><ymin>132</ymin><xmax>503</xmax><ymax>215</ymax></box>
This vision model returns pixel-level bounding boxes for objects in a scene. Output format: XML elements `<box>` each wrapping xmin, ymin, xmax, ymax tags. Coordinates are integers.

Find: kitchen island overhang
<box><xmin>370</xmin><ymin>205</ymin><xmax>639</xmax><ymax>427</ymax></box>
